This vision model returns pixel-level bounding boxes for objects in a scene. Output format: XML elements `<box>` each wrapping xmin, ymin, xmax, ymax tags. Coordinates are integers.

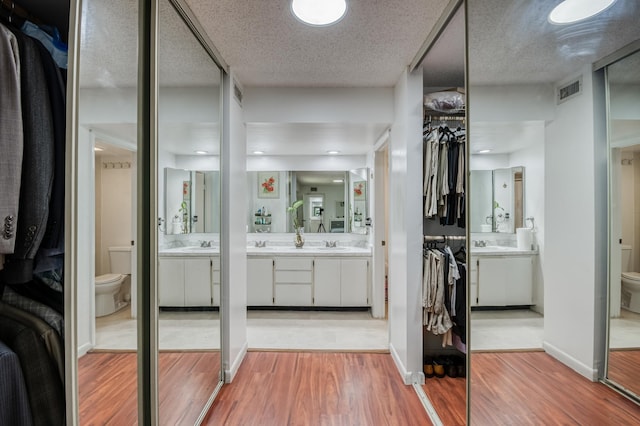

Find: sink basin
<box><xmin>315</xmin><ymin>247</ymin><xmax>347</xmax><ymax>250</ymax></box>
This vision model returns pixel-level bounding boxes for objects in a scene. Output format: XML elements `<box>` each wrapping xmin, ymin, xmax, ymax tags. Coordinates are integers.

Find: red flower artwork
<box><xmin>354</xmin><ymin>182</ymin><xmax>364</xmax><ymax>196</ymax></box>
<box><xmin>262</xmin><ymin>176</ymin><xmax>275</xmax><ymax>193</ymax></box>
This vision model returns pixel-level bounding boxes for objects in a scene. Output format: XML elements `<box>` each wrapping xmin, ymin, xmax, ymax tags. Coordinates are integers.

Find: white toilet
<box><xmin>95</xmin><ymin>246</ymin><xmax>132</xmax><ymax>317</ymax></box>
<box><xmin>621</xmin><ymin>245</ymin><xmax>640</xmax><ymax>313</ymax></box>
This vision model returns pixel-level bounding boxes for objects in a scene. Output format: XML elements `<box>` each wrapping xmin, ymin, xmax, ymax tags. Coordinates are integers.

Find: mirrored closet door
<box><xmin>605</xmin><ymin>43</ymin><xmax>640</xmax><ymax>402</ymax></box>
<box><xmin>157</xmin><ymin>0</ymin><xmax>224</xmax><ymax>423</ymax></box>
<box><xmin>75</xmin><ymin>0</ymin><xmax>141</xmax><ymax>423</ymax></box>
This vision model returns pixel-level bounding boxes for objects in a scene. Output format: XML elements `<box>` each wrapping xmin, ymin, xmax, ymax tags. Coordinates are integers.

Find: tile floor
<box><xmin>94</xmin><ymin>306</ymin><xmax>640</xmax><ymax>352</ymax></box>
<box><xmin>95</xmin><ymin>307</ymin><xmax>388</xmax><ymax>351</ymax></box>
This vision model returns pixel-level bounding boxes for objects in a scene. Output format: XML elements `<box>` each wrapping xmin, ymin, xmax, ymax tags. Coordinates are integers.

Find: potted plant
<box><xmin>287</xmin><ymin>199</ymin><xmax>304</xmax><ymax>248</ymax></box>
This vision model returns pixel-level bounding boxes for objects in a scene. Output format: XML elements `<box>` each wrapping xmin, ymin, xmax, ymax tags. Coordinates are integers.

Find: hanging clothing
<box><xmin>0</xmin><ymin>23</ymin><xmax>23</xmax><ymax>255</ymax></box>
<box><xmin>1</xmin><ymin>28</ymin><xmax>55</xmax><ymax>284</ymax></box>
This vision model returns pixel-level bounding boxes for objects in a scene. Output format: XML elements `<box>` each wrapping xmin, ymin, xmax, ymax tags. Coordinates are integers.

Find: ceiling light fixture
<box><xmin>253</xmin><ymin>150</ymin><xmax>265</xmax><ymax>155</ymax></box>
<box><xmin>327</xmin><ymin>150</ymin><xmax>340</xmax><ymax>155</ymax></box>
<box><xmin>291</xmin><ymin>0</ymin><xmax>347</xmax><ymax>27</ymax></box>
<box><xmin>477</xmin><ymin>149</ymin><xmax>491</xmax><ymax>154</ymax></box>
<box><xmin>333</xmin><ymin>179</ymin><xmax>344</xmax><ymax>183</ymax></box>
<box><xmin>94</xmin><ymin>147</ymin><xmax>104</xmax><ymax>152</ymax></box>
<box><xmin>548</xmin><ymin>0</ymin><xmax>617</xmax><ymax>25</ymax></box>
<box><xmin>195</xmin><ymin>150</ymin><xmax>208</xmax><ymax>155</ymax></box>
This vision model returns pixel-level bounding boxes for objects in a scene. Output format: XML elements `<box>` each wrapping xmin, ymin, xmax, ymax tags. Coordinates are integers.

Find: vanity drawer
<box><xmin>275</xmin><ymin>257</ymin><xmax>312</xmax><ymax>271</ymax></box>
<box><xmin>275</xmin><ymin>284</ymin><xmax>312</xmax><ymax>305</ymax></box>
<box><xmin>275</xmin><ymin>270</ymin><xmax>312</xmax><ymax>284</ymax></box>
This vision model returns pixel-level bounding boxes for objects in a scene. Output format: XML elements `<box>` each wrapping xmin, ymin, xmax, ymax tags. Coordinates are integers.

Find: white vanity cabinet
<box><xmin>158</xmin><ymin>256</ymin><xmax>213</xmax><ymax>307</ymax></box>
<box><xmin>247</xmin><ymin>257</ymin><xmax>274</xmax><ymax>306</ymax></box>
<box><xmin>314</xmin><ymin>258</ymin><xmax>369</xmax><ymax>306</ymax></box>
<box><xmin>274</xmin><ymin>257</ymin><xmax>313</xmax><ymax>305</ymax></box>
<box><xmin>475</xmin><ymin>255</ymin><xmax>533</xmax><ymax>306</ymax></box>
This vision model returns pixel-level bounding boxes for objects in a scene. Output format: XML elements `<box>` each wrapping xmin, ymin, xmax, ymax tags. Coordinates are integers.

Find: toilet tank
<box><xmin>109</xmin><ymin>246</ymin><xmax>132</xmax><ymax>274</ymax></box>
<box><xmin>621</xmin><ymin>245</ymin><xmax>632</xmax><ymax>273</ymax></box>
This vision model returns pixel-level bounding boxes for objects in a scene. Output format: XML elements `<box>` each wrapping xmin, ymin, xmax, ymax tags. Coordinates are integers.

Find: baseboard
<box><xmin>413</xmin><ymin>384</ymin><xmax>444</xmax><ymax>426</ymax></box>
<box><xmin>543</xmin><ymin>341</ymin><xmax>598</xmax><ymax>381</ymax></box>
<box><xmin>225</xmin><ymin>340</ymin><xmax>248</xmax><ymax>383</ymax></box>
<box><xmin>389</xmin><ymin>342</ymin><xmax>424</xmax><ymax>385</ymax></box>
<box><xmin>77</xmin><ymin>342</ymin><xmax>93</xmax><ymax>357</ymax></box>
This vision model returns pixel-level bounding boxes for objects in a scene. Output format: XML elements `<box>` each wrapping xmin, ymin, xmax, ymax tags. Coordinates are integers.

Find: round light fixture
<box><xmin>195</xmin><ymin>150</ymin><xmax>208</xmax><ymax>155</ymax></box>
<box><xmin>332</xmin><ymin>179</ymin><xmax>344</xmax><ymax>183</ymax></box>
<box><xmin>291</xmin><ymin>0</ymin><xmax>347</xmax><ymax>27</ymax></box>
<box><xmin>477</xmin><ymin>149</ymin><xmax>491</xmax><ymax>154</ymax></box>
<box><xmin>327</xmin><ymin>150</ymin><xmax>340</xmax><ymax>155</ymax></box>
<box><xmin>549</xmin><ymin>0</ymin><xmax>617</xmax><ymax>25</ymax></box>
<box><xmin>253</xmin><ymin>150</ymin><xmax>265</xmax><ymax>155</ymax></box>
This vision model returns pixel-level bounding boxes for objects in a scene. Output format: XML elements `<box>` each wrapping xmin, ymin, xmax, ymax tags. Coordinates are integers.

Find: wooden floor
<box><xmin>470</xmin><ymin>351</ymin><xmax>640</xmax><ymax>425</ymax></box>
<box><xmin>203</xmin><ymin>351</ymin><xmax>430</xmax><ymax>425</ymax></box>
<box><xmin>608</xmin><ymin>350</ymin><xmax>640</xmax><ymax>398</ymax></box>
<box><xmin>422</xmin><ymin>375</ymin><xmax>466</xmax><ymax>426</ymax></box>
<box><xmin>78</xmin><ymin>350</ymin><xmax>640</xmax><ymax>425</ymax></box>
<box><xmin>78</xmin><ymin>351</ymin><xmax>221</xmax><ymax>425</ymax></box>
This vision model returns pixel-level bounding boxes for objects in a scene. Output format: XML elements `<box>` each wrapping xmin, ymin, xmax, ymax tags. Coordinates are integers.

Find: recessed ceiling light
<box><xmin>477</xmin><ymin>149</ymin><xmax>491</xmax><ymax>154</ymax></box>
<box><xmin>333</xmin><ymin>179</ymin><xmax>344</xmax><ymax>183</ymax></box>
<box><xmin>291</xmin><ymin>0</ymin><xmax>347</xmax><ymax>27</ymax></box>
<box><xmin>327</xmin><ymin>150</ymin><xmax>340</xmax><ymax>155</ymax></box>
<box><xmin>94</xmin><ymin>147</ymin><xmax>104</xmax><ymax>152</ymax></box>
<box><xmin>548</xmin><ymin>0</ymin><xmax>617</xmax><ymax>25</ymax></box>
<box><xmin>195</xmin><ymin>150</ymin><xmax>208</xmax><ymax>155</ymax></box>
<box><xmin>253</xmin><ymin>150</ymin><xmax>265</xmax><ymax>155</ymax></box>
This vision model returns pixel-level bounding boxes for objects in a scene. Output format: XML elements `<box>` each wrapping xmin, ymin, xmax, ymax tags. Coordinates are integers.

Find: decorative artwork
<box><xmin>258</xmin><ymin>172</ymin><xmax>279</xmax><ymax>198</ymax></box>
<box><xmin>353</xmin><ymin>181</ymin><xmax>366</xmax><ymax>200</ymax></box>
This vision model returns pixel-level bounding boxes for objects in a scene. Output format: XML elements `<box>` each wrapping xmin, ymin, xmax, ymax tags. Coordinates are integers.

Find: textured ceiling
<box><xmin>467</xmin><ymin>0</ymin><xmax>640</xmax><ymax>85</ymax></box>
<box><xmin>185</xmin><ymin>0</ymin><xmax>449</xmax><ymax>87</ymax></box>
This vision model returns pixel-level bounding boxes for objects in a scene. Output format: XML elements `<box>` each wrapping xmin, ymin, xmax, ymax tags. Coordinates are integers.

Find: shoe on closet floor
<box><xmin>423</xmin><ymin>356</ymin><xmax>435</xmax><ymax>378</ymax></box>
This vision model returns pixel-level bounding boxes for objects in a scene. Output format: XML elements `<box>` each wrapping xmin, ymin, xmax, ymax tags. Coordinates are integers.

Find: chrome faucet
<box><xmin>200</xmin><ymin>240</ymin><xmax>212</xmax><ymax>248</ymax></box>
<box><xmin>324</xmin><ymin>240</ymin><xmax>337</xmax><ymax>248</ymax></box>
<box><xmin>473</xmin><ymin>240</ymin><xmax>487</xmax><ymax>247</ymax></box>
<box><xmin>254</xmin><ymin>240</ymin><xmax>267</xmax><ymax>248</ymax></box>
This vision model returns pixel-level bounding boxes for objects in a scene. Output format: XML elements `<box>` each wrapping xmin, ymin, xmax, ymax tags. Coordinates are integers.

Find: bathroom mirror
<box><xmin>605</xmin><ymin>46</ymin><xmax>640</xmax><ymax>400</ymax></box>
<box><xmin>470</xmin><ymin>166</ymin><xmax>525</xmax><ymax>233</ymax></box>
<box><xmin>164</xmin><ymin>167</ymin><xmax>220</xmax><ymax>234</ymax></box>
<box><xmin>247</xmin><ymin>170</ymin><xmax>368</xmax><ymax>233</ymax></box>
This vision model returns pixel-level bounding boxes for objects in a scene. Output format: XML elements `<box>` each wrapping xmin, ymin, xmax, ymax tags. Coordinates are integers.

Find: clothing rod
<box><xmin>0</xmin><ymin>0</ymin><xmax>41</xmax><ymax>24</ymax></box>
<box><xmin>424</xmin><ymin>235</ymin><xmax>466</xmax><ymax>242</ymax></box>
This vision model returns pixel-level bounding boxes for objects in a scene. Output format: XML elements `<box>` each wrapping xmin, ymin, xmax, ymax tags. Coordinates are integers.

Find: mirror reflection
<box><xmin>470</xmin><ymin>166</ymin><xmax>525</xmax><ymax>233</ymax></box>
<box><xmin>606</xmin><ymin>46</ymin><xmax>640</xmax><ymax>399</ymax></box>
<box><xmin>164</xmin><ymin>167</ymin><xmax>220</xmax><ymax>234</ymax></box>
<box><xmin>246</xmin><ymin>169</ymin><xmax>368</xmax><ymax>234</ymax></box>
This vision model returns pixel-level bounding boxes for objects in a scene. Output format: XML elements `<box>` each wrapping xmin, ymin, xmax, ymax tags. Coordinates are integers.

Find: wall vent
<box><xmin>233</xmin><ymin>79</ymin><xmax>243</xmax><ymax>106</ymax></box>
<box><xmin>557</xmin><ymin>76</ymin><xmax>582</xmax><ymax>104</ymax></box>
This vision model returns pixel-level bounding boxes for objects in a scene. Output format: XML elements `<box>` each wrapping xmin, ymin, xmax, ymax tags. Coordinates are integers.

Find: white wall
<box><xmin>77</xmin><ymin>127</ymin><xmax>96</xmax><ymax>355</ymax></box>
<box><xmin>222</xmin><ymin>71</ymin><xmax>248</xmax><ymax>382</ymax></box>
<box><xmin>246</xmin><ymin>155</ymin><xmax>366</xmax><ymax>171</ymax></box>
<box><xmin>96</xmin><ymin>155</ymin><xmax>133</xmax><ymax>275</ymax></box>
<box><xmin>244</xmin><ymin>87</ymin><xmax>393</xmax><ymax>124</ymax></box>
<box><xmin>388</xmin><ymin>68</ymin><xmax>424</xmax><ymax>384</ymax></box>
<box><xmin>543</xmin><ymin>65</ymin><xmax>600</xmax><ymax>379</ymax></box>
<box><xmin>509</xmin><ymin>128</ymin><xmax>545</xmax><ymax>312</ymax></box>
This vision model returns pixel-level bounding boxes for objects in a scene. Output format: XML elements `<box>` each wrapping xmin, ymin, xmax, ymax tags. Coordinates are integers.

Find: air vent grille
<box><xmin>233</xmin><ymin>79</ymin><xmax>243</xmax><ymax>105</ymax></box>
<box><xmin>557</xmin><ymin>77</ymin><xmax>582</xmax><ymax>104</ymax></box>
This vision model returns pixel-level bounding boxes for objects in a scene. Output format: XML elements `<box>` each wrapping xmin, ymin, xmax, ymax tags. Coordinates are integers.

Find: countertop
<box><xmin>159</xmin><ymin>246</ymin><xmax>372</xmax><ymax>257</ymax></box>
<box><xmin>470</xmin><ymin>246</ymin><xmax>538</xmax><ymax>256</ymax></box>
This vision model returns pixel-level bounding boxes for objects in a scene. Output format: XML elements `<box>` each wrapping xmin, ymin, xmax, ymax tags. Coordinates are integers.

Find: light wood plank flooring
<box><xmin>203</xmin><ymin>351</ymin><xmax>429</xmax><ymax>425</ymax></box>
<box><xmin>470</xmin><ymin>351</ymin><xmax>640</xmax><ymax>425</ymax></box>
<box><xmin>608</xmin><ymin>350</ymin><xmax>640</xmax><ymax>398</ymax></box>
<box><xmin>78</xmin><ymin>351</ymin><xmax>221</xmax><ymax>425</ymax></box>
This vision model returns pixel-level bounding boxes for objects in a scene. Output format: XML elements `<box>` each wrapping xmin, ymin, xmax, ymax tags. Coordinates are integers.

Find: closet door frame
<box><xmin>65</xmin><ymin>0</ymin><xmax>230</xmax><ymax>423</ymax></box>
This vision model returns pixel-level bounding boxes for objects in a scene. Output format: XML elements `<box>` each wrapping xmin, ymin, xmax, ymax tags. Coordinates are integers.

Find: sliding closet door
<box><xmin>157</xmin><ymin>0</ymin><xmax>224</xmax><ymax>423</ymax></box>
<box><xmin>73</xmin><ymin>0</ymin><xmax>141</xmax><ymax>423</ymax></box>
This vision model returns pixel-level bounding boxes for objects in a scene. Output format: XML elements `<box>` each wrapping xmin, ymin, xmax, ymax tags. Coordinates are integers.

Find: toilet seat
<box><xmin>96</xmin><ymin>273</ymin><xmax>124</xmax><ymax>285</ymax></box>
<box><xmin>622</xmin><ymin>272</ymin><xmax>640</xmax><ymax>282</ymax></box>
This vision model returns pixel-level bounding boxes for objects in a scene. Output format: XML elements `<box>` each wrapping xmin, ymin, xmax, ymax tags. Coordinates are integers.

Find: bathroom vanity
<box><xmin>158</xmin><ymin>245</ymin><xmax>371</xmax><ymax>308</ymax></box>
<box><xmin>470</xmin><ymin>247</ymin><xmax>537</xmax><ymax>307</ymax></box>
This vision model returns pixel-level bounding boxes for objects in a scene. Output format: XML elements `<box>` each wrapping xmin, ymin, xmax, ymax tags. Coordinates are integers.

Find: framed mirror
<box><xmin>470</xmin><ymin>166</ymin><xmax>525</xmax><ymax>233</ymax></box>
<box><xmin>164</xmin><ymin>167</ymin><xmax>220</xmax><ymax>234</ymax></box>
<box><xmin>246</xmin><ymin>169</ymin><xmax>369</xmax><ymax>234</ymax></box>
